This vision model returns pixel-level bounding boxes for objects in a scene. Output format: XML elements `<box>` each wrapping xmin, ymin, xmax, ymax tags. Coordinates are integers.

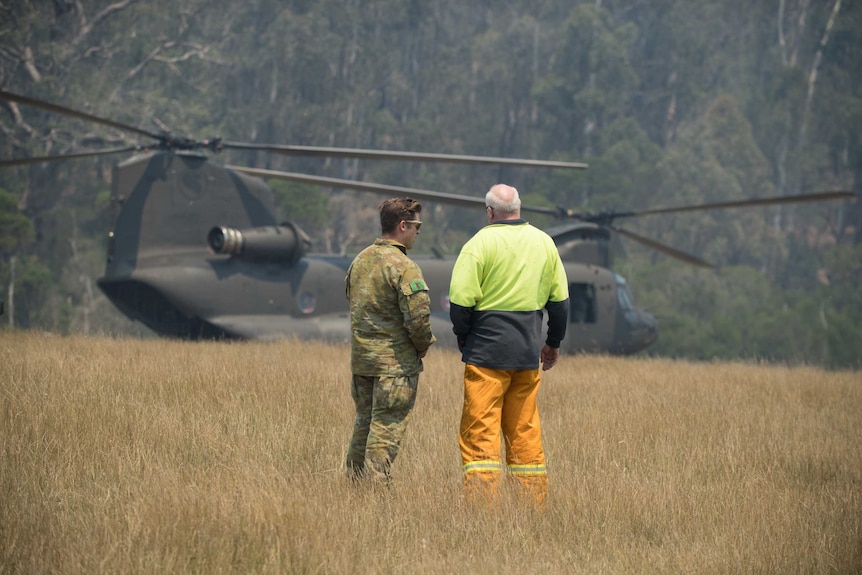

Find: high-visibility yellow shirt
<box><xmin>449</xmin><ymin>220</ymin><xmax>569</xmax><ymax>369</ymax></box>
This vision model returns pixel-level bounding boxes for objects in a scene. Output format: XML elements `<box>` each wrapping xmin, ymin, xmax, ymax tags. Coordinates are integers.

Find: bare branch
<box><xmin>0</xmin><ymin>119</ymin><xmax>21</xmax><ymax>146</ymax></box>
<box><xmin>108</xmin><ymin>44</ymin><xmax>163</xmax><ymax>103</ymax></box>
<box><xmin>778</xmin><ymin>0</ymin><xmax>787</xmax><ymax>66</ymax></box>
<box><xmin>23</xmin><ymin>46</ymin><xmax>40</xmax><ymax>82</ymax></box>
<box><xmin>152</xmin><ymin>44</ymin><xmax>217</xmax><ymax>74</ymax></box>
<box><xmin>0</xmin><ymin>100</ymin><xmax>34</xmax><ymax>134</ymax></box>
<box><xmin>151</xmin><ymin>116</ymin><xmax>171</xmax><ymax>133</ymax></box>
<box><xmin>72</xmin><ymin>0</ymin><xmax>142</xmax><ymax>49</ymax></box>
<box><xmin>108</xmin><ymin>35</ymin><xmax>226</xmax><ymax>103</ymax></box>
<box><xmin>798</xmin><ymin>0</ymin><xmax>842</xmax><ymax>149</ymax></box>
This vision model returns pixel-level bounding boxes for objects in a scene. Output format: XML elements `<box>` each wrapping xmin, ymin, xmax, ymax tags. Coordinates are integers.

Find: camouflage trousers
<box><xmin>346</xmin><ymin>373</ymin><xmax>419</xmax><ymax>483</ymax></box>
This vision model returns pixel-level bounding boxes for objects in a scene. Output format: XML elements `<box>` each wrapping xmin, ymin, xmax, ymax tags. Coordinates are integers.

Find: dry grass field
<box><xmin>1</xmin><ymin>331</ymin><xmax>860</xmax><ymax>574</ymax></box>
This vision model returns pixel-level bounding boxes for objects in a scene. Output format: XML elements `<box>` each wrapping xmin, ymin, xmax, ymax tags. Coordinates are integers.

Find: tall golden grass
<box><xmin>1</xmin><ymin>331</ymin><xmax>860</xmax><ymax>574</ymax></box>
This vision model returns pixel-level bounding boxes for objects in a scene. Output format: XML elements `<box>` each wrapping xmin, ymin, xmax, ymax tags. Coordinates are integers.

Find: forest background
<box><xmin>0</xmin><ymin>0</ymin><xmax>859</xmax><ymax>369</ymax></box>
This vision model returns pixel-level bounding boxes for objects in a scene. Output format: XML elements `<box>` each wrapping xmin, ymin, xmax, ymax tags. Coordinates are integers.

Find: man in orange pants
<box><xmin>449</xmin><ymin>184</ymin><xmax>569</xmax><ymax>506</ymax></box>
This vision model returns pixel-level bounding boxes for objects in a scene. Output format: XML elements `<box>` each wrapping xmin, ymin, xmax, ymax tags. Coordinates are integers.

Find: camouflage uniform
<box><xmin>345</xmin><ymin>238</ymin><xmax>435</xmax><ymax>482</ymax></box>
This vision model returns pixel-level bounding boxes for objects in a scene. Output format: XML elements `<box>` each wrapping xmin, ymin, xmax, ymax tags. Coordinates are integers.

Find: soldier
<box><xmin>345</xmin><ymin>197</ymin><xmax>436</xmax><ymax>484</ymax></box>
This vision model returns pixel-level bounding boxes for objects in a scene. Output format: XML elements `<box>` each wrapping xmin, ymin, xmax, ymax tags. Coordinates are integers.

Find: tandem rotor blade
<box><xmin>227</xmin><ymin>165</ymin><xmax>567</xmax><ymax>216</ymax></box>
<box><xmin>611</xmin><ymin>190</ymin><xmax>856</xmax><ymax>220</ymax></box>
<box><xmin>610</xmin><ymin>225</ymin><xmax>714</xmax><ymax>268</ymax></box>
<box><xmin>0</xmin><ymin>90</ymin><xmax>164</xmax><ymax>141</ymax></box>
<box><xmin>229</xmin><ymin>166</ymin><xmax>482</xmax><ymax>209</ymax></box>
<box><xmin>0</xmin><ymin>146</ymin><xmax>142</xmax><ymax>168</ymax></box>
<box><xmin>223</xmin><ymin>142</ymin><xmax>587</xmax><ymax>170</ymax></box>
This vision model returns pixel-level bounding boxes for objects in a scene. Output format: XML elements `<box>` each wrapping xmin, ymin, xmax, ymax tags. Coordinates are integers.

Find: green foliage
<box><xmin>269</xmin><ymin>180</ymin><xmax>329</xmax><ymax>231</ymax></box>
<box><xmin>641</xmin><ymin>95</ymin><xmax>780</xmax><ymax>270</ymax></box>
<box><xmin>819</xmin><ymin>244</ymin><xmax>862</xmax><ymax>368</ymax></box>
<box><xmin>634</xmin><ymin>258</ymin><xmax>861</xmax><ymax>369</ymax></box>
<box><xmin>0</xmin><ymin>189</ymin><xmax>34</xmax><ymax>257</ymax></box>
<box><xmin>582</xmin><ymin>118</ymin><xmax>665</xmax><ymax>209</ymax></box>
<box><xmin>534</xmin><ymin>3</ymin><xmax>639</xmax><ymax>156</ymax></box>
<box><xmin>6</xmin><ymin>256</ymin><xmax>57</xmax><ymax>330</ymax></box>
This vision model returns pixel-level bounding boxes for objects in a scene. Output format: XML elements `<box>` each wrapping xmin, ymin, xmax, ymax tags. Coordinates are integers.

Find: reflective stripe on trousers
<box><xmin>459</xmin><ymin>364</ymin><xmax>547</xmax><ymax>505</ymax></box>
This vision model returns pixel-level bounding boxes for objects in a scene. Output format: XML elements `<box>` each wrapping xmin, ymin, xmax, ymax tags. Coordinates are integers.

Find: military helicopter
<box><xmin>0</xmin><ymin>90</ymin><xmax>854</xmax><ymax>354</ymax></box>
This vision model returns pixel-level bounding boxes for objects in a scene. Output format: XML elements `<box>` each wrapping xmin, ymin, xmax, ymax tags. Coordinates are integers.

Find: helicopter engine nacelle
<box><xmin>207</xmin><ymin>222</ymin><xmax>311</xmax><ymax>264</ymax></box>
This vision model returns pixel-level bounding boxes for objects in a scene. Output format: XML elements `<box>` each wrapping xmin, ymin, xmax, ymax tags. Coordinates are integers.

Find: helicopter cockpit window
<box><xmin>569</xmin><ymin>282</ymin><xmax>596</xmax><ymax>324</ymax></box>
<box><xmin>615</xmin><ymin>275</ymin><xmax>634</xmax><ymax>311</ymax></box>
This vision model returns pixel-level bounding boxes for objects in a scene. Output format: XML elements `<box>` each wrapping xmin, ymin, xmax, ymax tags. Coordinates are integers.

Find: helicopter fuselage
<box><xmin>96</xmin><ymin>150</ymin><xmax>656</xmax><ymax>354</ymax></box>
<box><xmin>98</xmin><ymin>249</ymin><xmax>657</xmax><ymax>354</ymax></box>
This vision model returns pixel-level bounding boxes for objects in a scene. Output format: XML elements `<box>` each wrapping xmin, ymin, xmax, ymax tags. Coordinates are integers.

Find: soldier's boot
<box><xmin>345</xmin><ymin>459</ymin><xmax>367</xmax><ymax>484</ymax></box>
<box><xmin>364</xmin><ymin>454</ymin><xmax>393</xmax><ymax>487</ymax></box>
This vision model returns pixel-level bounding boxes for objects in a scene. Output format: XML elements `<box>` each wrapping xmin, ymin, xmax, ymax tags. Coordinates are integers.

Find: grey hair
<box><xmin>485</xmin><ymin>185</ymin><xmax>521</xmax><ymax>214</ymax></box>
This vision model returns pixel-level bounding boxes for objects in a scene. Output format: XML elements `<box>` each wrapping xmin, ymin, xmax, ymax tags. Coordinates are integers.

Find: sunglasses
<box><xmin>404</xmin><ymin>220</ymin><xmax>422</xmax><ymax>231</ymax></box>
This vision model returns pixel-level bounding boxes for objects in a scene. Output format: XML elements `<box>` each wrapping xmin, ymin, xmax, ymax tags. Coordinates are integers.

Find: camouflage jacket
<box><xmin>346</xmin><ymin>238</ymin><xmax>436</xmax><ymax>376</ymax></box>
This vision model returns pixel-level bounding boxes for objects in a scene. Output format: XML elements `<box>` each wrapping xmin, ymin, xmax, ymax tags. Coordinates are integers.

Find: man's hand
<box><xmin>540</xmin><ymin>344</ymin><xmax>560</xmax><ymax>371</ymax></box>
<box><xmin>418</xmin><ymin>349</ymin><xmax>428</xmax><ymax>359</ymax></box>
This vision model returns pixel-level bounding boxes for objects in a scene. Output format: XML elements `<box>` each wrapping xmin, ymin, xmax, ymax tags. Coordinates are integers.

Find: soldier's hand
<box><xmin>540</xmin><ymin>344</ymin><xmax>559</xmax><ymax>371</ymax></box>
<box><xmin>418</xmin><ymin>349</ymin><xmax>428</xmax><ymax>359</ymax></box>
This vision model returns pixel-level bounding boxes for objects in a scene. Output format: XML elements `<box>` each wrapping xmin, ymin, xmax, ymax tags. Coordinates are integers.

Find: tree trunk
<box><xmin>7</xmin><ymin>255</ymin><xmax>14</xmax><ymax>328</ymax></box>
<box><xmin>797</xmin><ymin>0</ymin><xmax>842</xmax><ymax>151</ymax></box>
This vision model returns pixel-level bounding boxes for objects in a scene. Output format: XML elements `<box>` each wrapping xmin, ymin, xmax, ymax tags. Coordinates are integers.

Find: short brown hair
<box><xmin>379</xmin><ymin>197</ymin><xmax>422</xmax><ymax>234</ymax></box>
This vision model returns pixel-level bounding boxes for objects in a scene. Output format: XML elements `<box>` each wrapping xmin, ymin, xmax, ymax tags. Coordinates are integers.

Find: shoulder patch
<box><xmin>409</xmin><ymin>279</ymin><xmax>426</xmax><ymax>291</ymax></box>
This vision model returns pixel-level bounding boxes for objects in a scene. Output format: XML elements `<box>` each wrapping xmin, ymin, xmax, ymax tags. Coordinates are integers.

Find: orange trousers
<box><xmin>459</xmin><ymin>364</ymin><xmax>548</xmax><ymax>506</ymax></box>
